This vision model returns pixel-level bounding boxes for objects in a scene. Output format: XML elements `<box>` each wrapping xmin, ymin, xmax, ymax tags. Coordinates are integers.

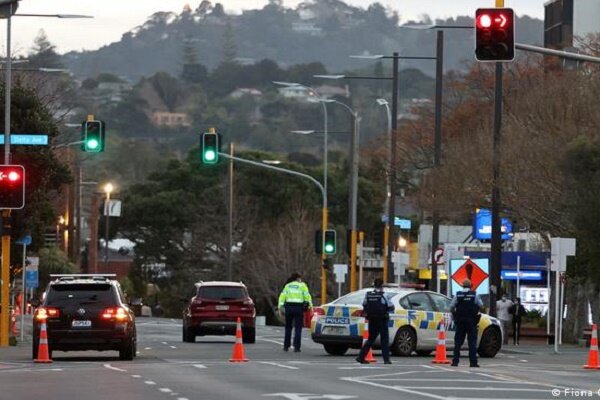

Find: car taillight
<box><xmin>312</xmin><ymin>307</ymin><xmax>325</xmax><ymax>316</ymax></box>
<box><xmin>35</xmin><ymin>307</ymin><xmax>60</xmax><ymax>321</ymax></box>
<box><xmin>101</xmin><ymin>307</ymin><xmax>128</xmax><ymax>321</ymax></box>
<box><xmin>351</xmin><ymin>309</ymin><xmax>364</xmax><ymax>317</ymax></box>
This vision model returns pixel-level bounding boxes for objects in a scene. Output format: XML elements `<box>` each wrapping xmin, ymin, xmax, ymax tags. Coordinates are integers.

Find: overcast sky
<box><xmin>5</xmin><ymin>0</ymin><xmax>546</xmax><ymax>55</ymax></box>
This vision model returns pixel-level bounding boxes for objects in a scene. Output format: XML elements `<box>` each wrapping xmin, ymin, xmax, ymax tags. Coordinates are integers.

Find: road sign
<box><xmin>104</xmin><ymin>199</ymin><xmax>122</xmax><ymax>217</ymax></box>
<box><xmin>550</xmin><ymin>237</ymin><xmax>576</xmax><ymax>272</ymax></box>
<box><xmin>333</xmin><ymin>264</ymin><xmax>347</xmax><ymax>284</ymax></box>
<box><xmin>0</xmin><ymin>134</ymin><xmax>48</xmax><ymax>145</ymax></box>
<box><xmin>25</xmin><ymin>256</ymin><xmax>39</xmax><ymax>289</ymax></box>
<box><xmin>15</xmin><ymin>235</ymin><xmax>32</xmax><ymax>246</ymax></box>
<box><xmin>450</xmin><ymin>258</ymin><xmax>490</xmax><ymax>295</ymax></box>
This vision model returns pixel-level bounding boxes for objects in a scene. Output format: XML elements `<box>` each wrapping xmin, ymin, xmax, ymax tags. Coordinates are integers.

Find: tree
<box><xmin>221</xmin><ymin>19</ymin><xmax>237</xmax><ymax>64</ymax></box>
<box><xmin>28</xmin><ymin>30</ymin><xmax>62</xmax><ymax>69</ymax></box>
<box><xmin>180</xmin><ymin>38</ymin><xmax>208</xmax><ymax>84</ymax></box>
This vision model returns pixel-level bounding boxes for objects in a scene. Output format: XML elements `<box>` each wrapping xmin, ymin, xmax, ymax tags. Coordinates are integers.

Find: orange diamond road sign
<box><xmin>452</xmin><ymin>259</ymin><xmax>489</xmax><ymax>291</ymax></box>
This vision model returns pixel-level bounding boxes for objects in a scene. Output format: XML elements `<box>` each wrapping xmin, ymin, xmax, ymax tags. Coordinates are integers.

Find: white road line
<box><xmin>144</xmin><ymin>381</ymin><xmax>156</xmax><ymax>385</ymax></box>
<box><xmin>366</xmin><ymin>379</ymin><xmax>541</xmax><ymax>384</ymax></box>
<box><xmin>520</xmin><ymin>359</ymin><xmax>528</xmax><ymax>362</ymax></box>
<box><xmin>170</xmin><ymin>346</ymin><xmax>177</xmax><ymax>349</ymax></box>
<box><xmin>103</xmin><ymin>363</ymin><xmax>127</xmax><ymax>372</ymax></box>
<box><xmin>400</xmin><ymin>386</ymin><xmax>549</xmax><ymax>392</ymax></box>
<box><xmin>193</xmin><ymin>364</ymin><xmax>207</xmax><ymax>369</ymax></box>
<box><xmin>159</xmin><ymin>388</ymin><xmax>172</xmax><ymax>393</ymax></box>
<box><xmin>340</xmin><ymin>377</ymin><xmax>446</xmax><ymax>400</ymax></box>
<box><xmin>258</xmin><ymin>337</ymin><xmax>284</xmax><ymax>345</ymax></box>
<box><xmin>177</xmin><ymin>398</ymin><xmax>189</xmax><ymax>400</ymax></box>
<box><xmin>161</xmin><ymin>342</ymin><xmax>168</xmax><ymax>345</ymax></box>
<box><xmin>420</xmin><ymin>365</ymin><xmax>437</xmax><ymax>369</ymax></box>
<box><xmin>144</xmin><ymin>347</ymin><xmax>152</xmax><ymax>350</ymax></box>
<box><xmin>338</xmin><ymin>366</ymin><xmax>386</xmax><ymax>370</ymax></box>
<box><xmin>131</xmin><ymin>375</ymin><xmax>141</xmax><ymax>378</ymax></box>
<box><xmin>259</xmin><ymin>362</ymin><xmax>299</xmax><ymax>370</ymax></box>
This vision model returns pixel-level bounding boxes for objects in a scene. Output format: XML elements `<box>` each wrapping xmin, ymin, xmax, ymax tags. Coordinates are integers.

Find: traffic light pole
<box><xmin>218</xmin><ymin>153</ymin><xmax>329</xmax><ymax>304</ymax></box>
<box><xmin>0</xmin><ymin>2</ymin><xmax>14</xmax><ymax>347</ymax></box>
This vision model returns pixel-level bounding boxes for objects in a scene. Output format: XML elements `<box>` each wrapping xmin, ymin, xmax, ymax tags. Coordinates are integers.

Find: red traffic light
<box><xmin>0</xmin><ymin>165</ymin><xmax>26</xmax><ymax>209</ymax></box>
<box><xmin>475</xmin><ymin>8</ymin><xmax>515</xmax><ymax>62</ymax></box>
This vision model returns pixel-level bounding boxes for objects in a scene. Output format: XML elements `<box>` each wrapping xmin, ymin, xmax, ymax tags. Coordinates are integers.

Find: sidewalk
<box><xmin>501</xmin><ymin>343</ymin><xmax>588</xmax><ymax>355</ymax></box>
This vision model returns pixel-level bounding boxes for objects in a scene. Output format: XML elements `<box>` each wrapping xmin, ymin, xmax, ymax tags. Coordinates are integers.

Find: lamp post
<box><xmin>376</xmin><ymin>98</ymin><xmax>392</xmax><ymax>279</ymax></box>
<box><xmin>274</xmin><ymin>81</ymin><xmax>329</xmax><ymax>304</ymax></box>
<box><xmin>103</xmin><ymin>182</ymin><xmax>114</xmax><ymax>271</ymax></box>
<box><xmin>0</xmin><ymin>2</ymin><xmax>92</xmax><ymax>347</ymax></box>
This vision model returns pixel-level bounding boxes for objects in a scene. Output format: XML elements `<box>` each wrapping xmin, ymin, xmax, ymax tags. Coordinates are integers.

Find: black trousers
<box><xmin>284</xmin><ymin>303</ymin><xmax>304</xmax><ymax>350</ymax></box>
<box><xmin>452</xmin><ymin>319</ymin><xmax>478</xmax><ymax>365</ymax></box>
<box><xmin>512</xmin><ymin>319</ymin><xmax>522</xmax><ymax>344</ymax></box>
<box><xmin>358</xmin><ymin>318</ymin><xmax>390</xmax><ymax>362</ymax></box>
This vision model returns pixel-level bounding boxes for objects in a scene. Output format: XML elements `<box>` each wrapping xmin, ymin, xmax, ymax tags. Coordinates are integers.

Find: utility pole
<box><xmin>385</xmin><ymin>52</ymin><xmax>399</xmax><ymax>284</ymax></box>
<box><xmin>348</xmin><ymin>113</ymin><xmax>360</xmax><ymax>291</ymax></box>
<box><xmin>227</xmin><ymin>142</ymin><xmax>234</xmax><ymax>281</ymax></box>
<box><xmin>88</xmin><ymin>194</ymin><xmax>99</xmax><ymax>274</ymax></box>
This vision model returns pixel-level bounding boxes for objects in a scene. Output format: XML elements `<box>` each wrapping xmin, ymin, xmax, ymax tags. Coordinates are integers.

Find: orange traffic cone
<box><xmin>362</xmin><ymin>320</ymin><xmax>376</xmax><ymax>363</ymax></box>
<box><xmin>432</xmin><ymin>319</ymin><xmax>451</xmax><ymax>364</ymax></box>
<box><xmin>584</xmin><ymin>324</ymin><xmax>600</xmax><ymax>370</ymax></box>
<box><xmin>34</xmin><ymin>321</ymin><xmax>53</xmax><ymax>364</ymax></box>
<box><xmin>229</xmin><ymin>317</ymin><xmax>249</xmax><ymax>362</ymax></box>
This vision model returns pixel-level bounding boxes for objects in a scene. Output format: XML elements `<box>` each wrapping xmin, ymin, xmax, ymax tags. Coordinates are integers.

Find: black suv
<box><xmin>32</xmin><ymin>274</ymin><xmax>137</xmax><ymax>360</ymax></box>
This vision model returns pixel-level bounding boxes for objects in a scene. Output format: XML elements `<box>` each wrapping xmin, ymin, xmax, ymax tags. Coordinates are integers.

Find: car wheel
<box><xmin>416</xmin><ymin>350</ymin><xmax>433</xmax><ymax>356</ymax></box>
<box><xmin>478</xmin><ymin>326</ymin><xmax>502</xmax><ymax>358</ymax></box>
<box><xmin>323</xmin><ymin>344</ymin><xmax>349</xmax><ymax>356</ymax></box>
<box><xmin>182</xmin><ymin>324</ymin><xmax>195</xmax><ymax>343</ymax></box>
<box><xmin>242</xmin><ymin>327</ymin><xmax>256</xmax><ymax>344</ymax></box>
<box><xmin>119</xmin><ymin>338</ymin><xmax>135</xmax><ymax>361</ymax></box>
<box><xmin>392</xmin><ymin>327</ymin><xmax>416</xmax><ymax>356</ymax></box>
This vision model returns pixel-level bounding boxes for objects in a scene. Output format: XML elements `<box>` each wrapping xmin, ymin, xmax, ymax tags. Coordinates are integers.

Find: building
<box><xmin>150</xmin><ymin>111</ymin><xmax>191</xmax><ymax>127</ymax></box>
<box><xmin>544</xmin><ymin>0</ymin><xmax>600</xmax><ymax>49</ymax></box>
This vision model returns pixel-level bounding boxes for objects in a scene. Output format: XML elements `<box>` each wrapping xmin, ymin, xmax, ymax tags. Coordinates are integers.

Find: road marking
<box><xmin>340</xmin><ymin>377</ymin><xmax>446</xmax><ymax>400</ymax></box>
<box><xmin>177</xmin><ymin>398</ymin><xmax>189</xmax><ymax>400</ymax></box>
<box><xmin>338</xmin><ymin>366</ymin><xmax>386</xmax><ymax>370</ymax></box>
<box><xmin>131</xmin><ymin>375</ymin><xmax>141</xmax><ymax>378</ymax></box>
<box><xmin>144</xmin><ymin>347</ymin><xmax>152</xmax><ymax>350</ymax></box>
<box><xmin>144</xmin><ymin>381</ymin><xmax>156</xmax><ymax>385</ymax></box>
<box><xmin>259</xmin><ymin>362</ymin><xmax>299</xmax><ymax>370</ymax></box>
<box><xmin>170</xmin><ymin>346</ymin><xmax>177</xmax><ymax>349</ymax></box>
<box><xmin>193</xmin><ymin>364</ymin><xmax>207</xmax><ymax>369</ymax></box>
<box><xmin>161</xmin><ymin>342</ymin><xmax>168</xmax><ymax>345</ymax></box>
<box><xmin>366</xmin><ymin>378</ymin><xmax>541</xmax><ymax>384</ymax></box>
<box><xmin>420</xmin><ymin>365</ymin><xmax>436</xmax><ymax>369</ymax></box>
<box><xmin>264</xmin><ymin>394</ymin><xmax>356</xmax><ymax>399</ymax></box>
<box><xmin>259</xmin><ymin>337</ymin><xmax>284</xmax><ymax>346</ymax></box>
<box><xmin>104</xmin><ymin>363</ymin><xmax>127</xmax><ymax>372</ymax></box>
<box><xmin>159</xmin><ymin>388</ymin><xmax>172</xmax><ymax>393</ymax></box>
<box><xmin>398</xmin><ymin>386</ymin><xmax>549</xmax><ymax>392</ymax></box>
<box><xmin>520</xmin><ymin>359</ymin><xmax>528</xmax><ymax>362</ymax></box>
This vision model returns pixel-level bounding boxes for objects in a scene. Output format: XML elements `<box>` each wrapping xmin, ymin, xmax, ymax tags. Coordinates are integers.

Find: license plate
<box><xmin>215</xmin><ymin>305</ymin><xmax>229</xmax><ymax>311</ymax></box>
<box><xmin>323</xmin><ymin>326</ymin><xmax>347</xmax><ymax>335</ymax></box>
<box><xmin>72</xmin><ymin>320</ymin><xmax>92</xmax><ymax>328</ymax></box>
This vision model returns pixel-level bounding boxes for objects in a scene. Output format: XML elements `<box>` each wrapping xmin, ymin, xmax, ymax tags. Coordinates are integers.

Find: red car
<box><xmin>182</xmin><ymin>281</ymin><xmax>256</xmax><ymax>343</ymax></box>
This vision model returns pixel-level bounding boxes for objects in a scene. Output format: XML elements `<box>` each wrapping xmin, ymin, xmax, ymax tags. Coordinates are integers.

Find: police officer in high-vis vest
<box><xmin>278</xmin><ymin>273</ymin><xmax>312</xmax><ymax>352</ymax></box>
<box><xmin>450</xmin><ymin>279</ymin><xmax>483</xmax><ymax>367</ymax></box>
<box><xmin>356</xmin><ymin>278</ymin><xmax>394</xmax><ymax>364</ymax></box>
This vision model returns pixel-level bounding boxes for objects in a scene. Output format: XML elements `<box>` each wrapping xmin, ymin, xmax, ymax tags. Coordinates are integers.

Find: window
<box><xmin>406</xmin><ymin>292</ymin><xmax>434</xmax><ymax>311</ymax></box>
<box><xmin>399</xmin><ymin>296</ymin><xmax>410</xmax><ymax>310</ymax></box>
<box><xmin>428</xmin><ymin>293</ymin><xmax>452</xmax><ymax>313</ymax></box>
<box><xmin>333</xmin><ymin>292</ymin><xmax>366</xmax><ymax>305</ymax></box>
<box><xmin>46</xmin><ymin>284</ymin><xmax>117</xmax><ymax>306</ymax></box>
<box><xmin>197</xmin><ymin>286</ymin><xmax>246</xmax><ymax>300</ymax></box>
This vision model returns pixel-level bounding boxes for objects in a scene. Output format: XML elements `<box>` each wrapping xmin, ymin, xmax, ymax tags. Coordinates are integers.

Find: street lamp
<box><xmin>376</xmin><ymin>98</ymin><xmax>392</xmax><ymax>277</ymax></box>
<box><xmin>103</xmin><ymin>182</ymin><xmax>114</xmax><ymax>271</ymax></box>
<box><xmin>274</xmin><ymin>81</ymin><xmax>329</xmax><ymax>304</ymax></box>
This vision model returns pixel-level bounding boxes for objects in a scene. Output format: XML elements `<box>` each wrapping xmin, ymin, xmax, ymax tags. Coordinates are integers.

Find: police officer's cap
<box><xmin>462</xmin><ymin>279</ymin><xmax>472</xmax><ymax>288</ymax></box>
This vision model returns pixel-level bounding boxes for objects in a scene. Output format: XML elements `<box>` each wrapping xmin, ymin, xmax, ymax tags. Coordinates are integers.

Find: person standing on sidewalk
<box><xmin>450</xmin><ymin>279</ymin><xmax>483</xmax><ymax>367</ymax></box>
<box><xmin>509</xmin><ymin>297</ymin><xmax>526</xmax><ymax>345</ymax></box>
<box><xmin>356</xmin><ymin>278</ymin><xmax>394</xmax><ymax>365</ymax></box>
<box><xmin>496</xmin><ymin>294</ymin><xmax>514</xmax><ymax>345</ymax></box>
<box><xmin>278</xmin><ymin>272</ymin><xmax>312</xmax><ymax>352</ymax></box>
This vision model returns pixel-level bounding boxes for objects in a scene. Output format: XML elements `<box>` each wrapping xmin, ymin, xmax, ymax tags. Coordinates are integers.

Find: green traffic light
<box><xmin>324</xmin><ymin>244</ymin><xmax>334</xmax><ymax>253</ymax></box>
<box><xmin>86</xmin><ymin>139</ymin><xmax>99</xmax><ymax>150</ymax></box>
<box><xmin>204</xmin><ymin>150</ymin><xmax>216</xmax><ymax>162</ymax></box>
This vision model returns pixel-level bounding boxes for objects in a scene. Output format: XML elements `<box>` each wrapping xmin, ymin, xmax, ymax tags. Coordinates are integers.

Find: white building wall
<box><xmin>573</xmin><ymin>0</ymin><xmax>600</xmax><ymax>39</ymax></box>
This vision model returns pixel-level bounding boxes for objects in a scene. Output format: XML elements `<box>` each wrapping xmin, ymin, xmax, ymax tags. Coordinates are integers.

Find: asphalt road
<box><xmin>1</xmin><ymin>317</ymin><xmax>598</xmax><ymax>400</ymax></box>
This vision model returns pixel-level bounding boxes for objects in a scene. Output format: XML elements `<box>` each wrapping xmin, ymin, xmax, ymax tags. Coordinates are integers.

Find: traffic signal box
<box><xmin>201</xmin><ymin>130</ymin><xmax>221</xmax><ymax>165</ymax></box>
<box><xmin>315</xmin><ymin>229</ymin><xmax>337</xmax><ymax>255</ymax></box>
<box><xmin>0</xmin><ymin>165</ymin><xmax>25</xmax><ymax>209</ymax></box>
<box><xmin>475</xmin><ymin>8</ymin><xmax>515</xmax><ymax>62</ymax></box>
<box><xmin>81</xmin><ymin>120</ymin><xmax>105</xmax><ymax>152</ymax></box>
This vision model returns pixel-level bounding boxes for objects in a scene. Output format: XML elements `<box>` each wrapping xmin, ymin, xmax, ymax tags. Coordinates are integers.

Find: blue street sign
<box><xmin>0</xmin><ymin>134</ymin><xmax>48</xmax><ymax>145</ymax></box>
<box><xmin>26</xmin><ymin>269</ymin><xmax>39</xmax><ymax>289</ymax></box>
<box><xmin>501</xmin><ymin>270</ymin><xmax>543</xmax><ymax>281</ymax></box>
<box><xmin>381</xmin><ymin>215</ymin><xmax>412</xmax><ymax>229</ymax></box>
<box><xmin>15</xmin><ymin>235</ymin><xmax>32</xmax><ymax>246</ymax></box>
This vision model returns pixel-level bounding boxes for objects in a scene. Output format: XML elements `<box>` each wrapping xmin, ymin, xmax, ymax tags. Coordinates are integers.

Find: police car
<box><xmin>311</xmin><ymin>287</ymin><xmax>502</xmax><ymax>357</ymax></box>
